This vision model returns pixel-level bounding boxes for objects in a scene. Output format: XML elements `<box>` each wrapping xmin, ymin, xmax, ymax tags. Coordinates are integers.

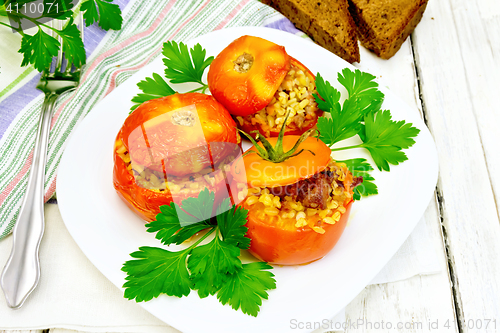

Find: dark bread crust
<box><xmin>348</xmin><ymin>0</ymin><xmax>428</xmax><ymax>59</ymax></box>
<box><xmin>262</xmin><ymin>0</ymin><xmax>360</xmax><ymax>63</ymax></box>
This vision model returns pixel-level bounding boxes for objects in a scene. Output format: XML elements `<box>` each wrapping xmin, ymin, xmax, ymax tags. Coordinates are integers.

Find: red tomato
<box><xmin>240</xmin><ymin>136</ymin><xmax>332</xmax><ymax>187</ymax></box>
<box><xmin>113</xmin><ymin>149</ymin><xmax>229</xmax><ymax>222</ymax></box>
<box><xmin>113</xmin><ymin>93</ymin><xmax>240</xmax><ymax>222</ymax></box>
<box><xmin>207</xmin><ymin>35</ymin><xmax>290</xmax><ymax>116</ymax></box>
<box><xmin>236</xmin><ymin>135</ymin><xmax>357</xmax><ymax>265</ymax></box>
<box><xmin>236</xmin><ymin>57</ymin><xmax>323</xmax><ymax>138</ymax></box>
<box><xmin>242</xmin><ymin>200</ymin><xmax>353</xmax><ymax>265</ymax></box>
<box><xmin>119</xmin><ymin>93</ymin><xmax>238</xmax><ymax>176</ymax></box>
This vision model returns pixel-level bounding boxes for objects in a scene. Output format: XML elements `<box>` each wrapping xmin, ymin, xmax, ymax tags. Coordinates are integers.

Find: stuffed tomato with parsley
<box><xmin>207</xmin><ymin>35</ymin><xmax>322</xmax><ymax>138</ymax></box>
<box><xmin>113</xmin><ymin>93</ymin><xmax>240</xmax><ymax>222</ymax></box>
<box><xmin>236</xmin><ymin>125</ymin><xmax>362</xmax><ymax>265</ymax></box>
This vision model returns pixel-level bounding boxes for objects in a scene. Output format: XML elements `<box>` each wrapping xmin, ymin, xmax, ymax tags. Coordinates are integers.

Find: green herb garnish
<box><xmin>163</xmin><ymin>41</ymin><xmax>213</xmax><ymax>87</ymax></box>
<box><xmin>81</xmin><ymin>0</ymin><xmax>123</xmax><ymax>31</ymax></box>
<box><xmin>130</xmin><ymin>41</ymin><xmax>213</xmax><ymax>111</ymax></box>
<box><xmin>315</xmin><ymin>68</ymin><xmax>420</xmax><ymax>198</ymax></box>
<box><xmin>358</xmin><ymin>109</ymin><xmax>420</xmax><ymax>171</ymax></box>
<box><xmin>0</xmin><ymin>0</ymin><xmax>123</xmax><ymax>72</ymax></box>
<box><xmin>316</xmin><ymin>70</ymin><xmax>419</xmax><ymax>162</ymax></box>
<box><xmin>122</xmin><ymin>189</ymin><xmax>276</xmax><ymax>317</ymax></box>
<box><xmin>130</xmin><ymin>73</ymin><xmax>176</xmax><ymax>111</ymax></box>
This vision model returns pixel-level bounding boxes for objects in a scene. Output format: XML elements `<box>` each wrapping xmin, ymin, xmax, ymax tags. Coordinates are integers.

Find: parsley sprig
<box><xmin>0</xmin><ymin>0</ymin><xmax>123</xmax><ymax>72</ymax></box>
<box><xmin>81</xmin><ymin>0</ymin><xmax>123</xmax><ymax>31</ymax></box>
<box><xmin>122</xmin><ymin>189</ymin><xmax>276</xmax><ymax>317</ymax></box>
<box><xmin>163</xmin><ymin>41</ymin><xmax>213</xmax><ymax>86</ymax></box>
<box><xmin>130</xmin><ymin>73</ymin><xmax>176</xmax><ymax>108</ymax></box>
<box><xmin>130</xmin><ymin>41</ymin><xmax>214</xmax><ymax>111</ymax></box>
<box><xmin>315</xmin><ymin>68</ymin><xmax>420</xmax><ymax>198</ymax></box>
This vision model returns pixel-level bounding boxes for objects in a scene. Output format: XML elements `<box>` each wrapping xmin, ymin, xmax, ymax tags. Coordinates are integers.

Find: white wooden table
<box><xmin>2</xmin><ymin>0</ymin><xmax>500</xmax><ymax>332</ymax></box>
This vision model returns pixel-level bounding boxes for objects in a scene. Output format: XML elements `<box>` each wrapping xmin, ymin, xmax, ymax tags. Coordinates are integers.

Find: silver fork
<box><xmin>0</xmin><ymin>12</ymin><xmax>85</xmax><ymax>309</ymax></box>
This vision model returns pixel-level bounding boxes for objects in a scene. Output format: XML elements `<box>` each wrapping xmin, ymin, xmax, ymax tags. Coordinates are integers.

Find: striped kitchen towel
<box><xmin>0</xmin><ymin>0</ymin><xmax>305</xmax><ymax>239</ymax></box>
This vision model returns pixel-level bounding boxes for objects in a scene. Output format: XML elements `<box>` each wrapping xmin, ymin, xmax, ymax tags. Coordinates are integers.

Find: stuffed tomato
<box><xmin>236</xmin><ymin>128</ymin><xmax>362</xmax><ymax>265</ymax></box>
<box><xmin>208</xmin><ymin>35</ymin><xmax>322</xmax><ymax>138</ymax></box>
<box><xmin>113</xmin><ymin>93</ymin><xmax>241</xmax><ymax>222</ymax></box>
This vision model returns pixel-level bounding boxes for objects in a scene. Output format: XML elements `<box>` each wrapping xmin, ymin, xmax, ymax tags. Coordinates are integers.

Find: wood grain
<box><xmin>448</xmin><ymin>0</ymin><xmax>500</xmax><ymax>201</ymax></box>
<box><xmin>343</xmin><ymin>35</ymin><xmax>458</xmax><ymax>332</ymax></box>
<box><xmin>345</xmin><ymin>199</ymin><xmax>458</xmax><ymax>333</ymax></box>
<box><xmin>411</xmin><ymin>0</ymin><xmax>500</xmax><ymax>331</ymax></box>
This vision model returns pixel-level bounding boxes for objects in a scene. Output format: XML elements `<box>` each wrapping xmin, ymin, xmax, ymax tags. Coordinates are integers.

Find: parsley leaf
<box><xmin>146</xmin><ymin>203</ymin><xmax>213</xmax><ymax>246</ymax></box>
<box><xmin>337</xmin><ymin>158</ymin><xmax>378</xmax><ymax>200</ymax></box>
<box><xmin>337</xmin><ymin>68</ymin><xmax>384</xmax><ymax>114</ymax></box>
<box><xmin>313</xmin><ymin>72</ymin><xmax>341</xmax><ymax>112</ymax></box>
<box><xmin>359</xmin><ymin>110</ymin><xmax>420</xmax><ymax>171</ymax></box>
<box><xmin>81</xmin><ymin>0</ymin><xmax>123</xmax><ymax>30</ymax></box>
<box><xmin>177</xmin><ymin>188</ymin><xmax>216</xmax><ymax>225</ymax></box>
<box><xmin>19</xmin><ymin>29</ymin><xmax>59</xmax><ymax>72</ymax></box>
<box><xmin>3</xmin><ymin>0</ymin><xmax>123</xmax><ymax>72</ymax></box>
<box><xmin>317</xmin><ymin>98</ymin><xmax>362</xmax><ymax>146</ymax></box>
<box><xmin>316</xmin><ymin>68</ymin><xmax>420</xmax><ymax>181</ymax></box>
<box><xmin>81</xmin><ymin>0</ymin><xmax>98</xmax><ymax>26</ymax></box>
<box><xmin>162</xmin><ymin>41</ymin><xmax>213</xmax><ymax>85</ymax></box>
<box><xmin>145</xmin><ymin>206</ymin><xmax>181</xmax><ymax>244</ymax></box>
<box><xmin>146</xmin><ymin>188</ymin><xmax>216</xmax><ymax>245</ymax></box>
<box><xmin>130</xmin><ymin>73</ymin><xmax>176</xmax><ymax>111</ymax></box>
<box><xmin>315</xmin><ymin>70</ymin><xmax>385</xmax><ymax>147</ymax></box>
<box><xmin>188</xmin><ymin>236</ymin><xmax>242</xmax><ymax>298</ymax></box>
<box><xmin>58</xmin><ymin>19</ymin><xmax>86</xmax><ymax>68</ymax></box>
<box><xmin>217</xmin><ymin>204</ymin><xmax>250</xmax><ymax>250</ymax></box>
<box><xmin>217</xmin><ymin>262</ymin><xmax>276</xmax><ymax>317</ymax></box>
<box><xmin>130</xmin><ymin>42</ymin><xmax>213</xmax><ymax>109</ymax></box>
<box><xmin>122</xmin><ymin>246</ymin><xmax>192</xmax><ymax>301</ymax></box>
<box><xmin>122</xmin><ymin>190</ymin><xmax>276</xmax><ymax>316</ymax></box>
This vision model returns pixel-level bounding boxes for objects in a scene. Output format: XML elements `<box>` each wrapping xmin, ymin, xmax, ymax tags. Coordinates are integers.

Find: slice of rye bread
<box><xmin>262</xmin><ymin>0</ymin><xmax>360</xmax><ymax>63</ymax></box>
<box><xmin>348</xmin><ymin>0</ymin><xmax>428</xmax><ymax>59</ymax></box>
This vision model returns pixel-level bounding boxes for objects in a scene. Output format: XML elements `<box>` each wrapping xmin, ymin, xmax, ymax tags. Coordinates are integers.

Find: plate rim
<box><xmin>57</xmin><ymin>26</ymin><xmax>439</xmax><ymax>333</ymax></box>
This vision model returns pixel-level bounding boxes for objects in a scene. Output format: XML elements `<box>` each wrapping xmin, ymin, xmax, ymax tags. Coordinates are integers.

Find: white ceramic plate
<box><xmin>57</xmin><ymin>27</ymin><xmax>438</xmax><ymax>333</ymax></box>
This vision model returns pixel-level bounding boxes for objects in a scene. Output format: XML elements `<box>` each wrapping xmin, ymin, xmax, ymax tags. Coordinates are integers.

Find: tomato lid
<box><xmin>241</xmin><ymin>136</ymin><xmax>332</xmax><ymax>187</ymax></box>
<box><xmin>207</xmin><ymin>35</ymin><xmax>290</xmax><ymax>116</ymax></box>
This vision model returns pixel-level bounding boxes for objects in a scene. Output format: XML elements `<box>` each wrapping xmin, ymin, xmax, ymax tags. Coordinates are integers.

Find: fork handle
<box><xmin>1</xmin><ymin>93</ymin><xmax>58</xmax><ymax>309</ymax></box>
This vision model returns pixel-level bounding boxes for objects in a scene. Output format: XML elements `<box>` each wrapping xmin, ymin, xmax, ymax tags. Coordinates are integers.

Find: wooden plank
<box><xmin>411</xmin><ymin>0</ymin><xmax>500</xmax><ymax>331</ymax></box>
<box><xmin>345</xmin><ymin>199</ymin><xmax>458</xmax><ymax>333</ymax></box>
<box><xmin>448</xmin><ymin>0</ymin><xmax>500</xmax><ymax>201</ymax></box>
<box><xmin>342</xmin><ymin>26</ymin><xmax>457</xmax><ymax>330</ymax></box>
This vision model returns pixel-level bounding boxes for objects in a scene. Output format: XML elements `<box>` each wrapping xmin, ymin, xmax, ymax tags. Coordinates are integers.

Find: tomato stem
<box><xmin>239</xmin><ymin>111</ymin><xmax>315</xmax><ymax>163</ymax></box>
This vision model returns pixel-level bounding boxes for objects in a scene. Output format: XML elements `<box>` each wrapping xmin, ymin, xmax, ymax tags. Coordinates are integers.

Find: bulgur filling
<box><xmin>115</xmin><ymin>138</ymin><xmax>242</xmax><ymax>195</ymax></box>
<box><xmin>241</xmin><ymin>159</ymin><xmax>357</xmax><ymax>234</ymax></box>
<box><xmin>236</xmin><ymin>63</ymin><xmax>319</xmax><ymax>137</ymax></box>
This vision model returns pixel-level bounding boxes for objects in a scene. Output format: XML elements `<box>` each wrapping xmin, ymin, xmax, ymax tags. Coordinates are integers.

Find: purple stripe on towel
<box><xmin>0</xmin><ymin>0</ymin><xmax>131</xmax><ymax>140</ymax></box>
<box><xmin>264</xmin><ymin>17</ymin><xmax>301</xmax><ymax>34</ymax></box>
<box><xmin>0</xmin><ymin>74</ymin><xmax>43</xmax><ymax>140</ymax></box>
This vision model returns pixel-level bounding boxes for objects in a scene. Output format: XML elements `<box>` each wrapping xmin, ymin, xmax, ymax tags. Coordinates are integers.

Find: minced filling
<box><xmin>241</xmin><ymin>159</ymin><xmax>359</xmax><ymax>234</ymax></box>
<box><xmin>115</xmin><ymin>140</ymin><xmax>359</xmax><ymax>235</ymax></box>
<box><xmin>236</xmin><ymin>63</ymin><xmax>319</xmax><ymax>137</ymax></box>
<box><xmin>115</xmin><ymin>138</ymin><xmax>241</xmax><ymax>195</ymax></box>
